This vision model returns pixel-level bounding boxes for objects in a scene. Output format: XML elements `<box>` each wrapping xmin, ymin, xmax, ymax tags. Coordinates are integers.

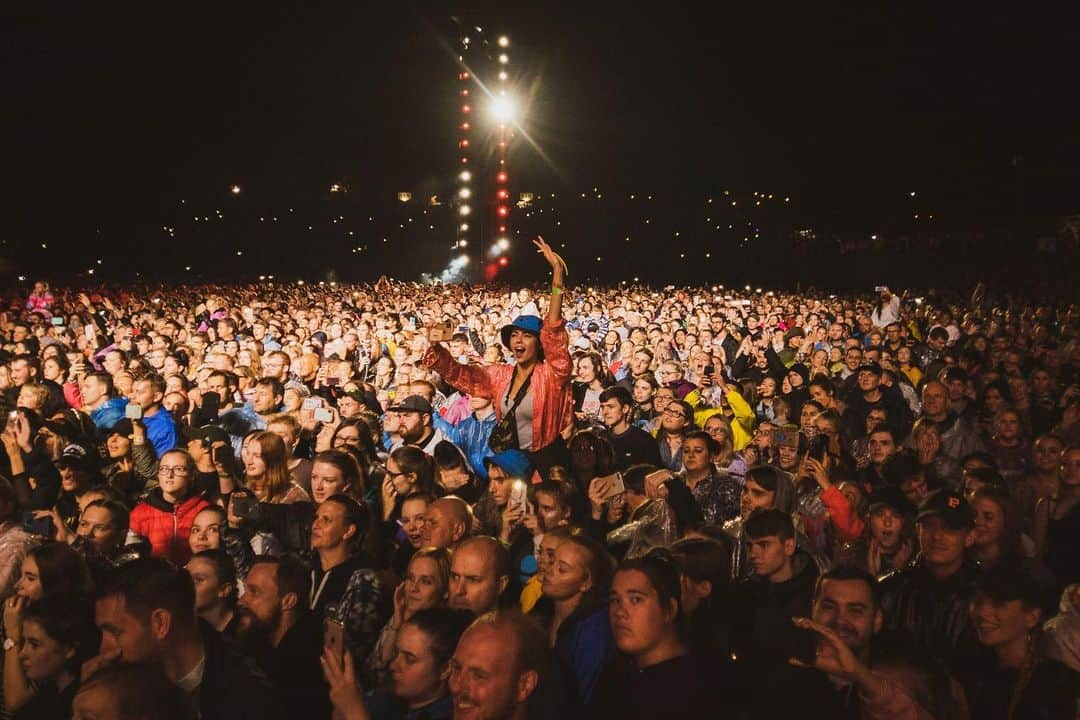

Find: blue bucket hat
<box><xmin>500</xmin><ymin>315</ymin><xmax>543</xmax><ymax>349</ymax></box>
<box><xmin>484</xmin><ymin>449</ymin><xmax>533</xmax><ymax>480</ymax></box>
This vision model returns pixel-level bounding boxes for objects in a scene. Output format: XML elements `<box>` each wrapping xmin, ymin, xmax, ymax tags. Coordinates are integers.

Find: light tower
<box><xmin>451</xmin><ymin>21</ymin><xmax>517</xmax><ymax>280</ymax></box>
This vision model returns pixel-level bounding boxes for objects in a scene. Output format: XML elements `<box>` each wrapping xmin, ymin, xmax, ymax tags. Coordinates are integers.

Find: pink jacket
<box><xmin>423</xmin><ymin>319</ymin><xmax>573</xmax><ymax>451</ymax></box>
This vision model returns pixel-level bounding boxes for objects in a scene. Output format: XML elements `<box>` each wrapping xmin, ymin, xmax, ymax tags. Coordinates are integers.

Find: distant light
<box><xmin>460</xmin><ymin>223</ymin><xmax>470</xmax><ymax>231</ymax></box>
<box><xmin>498</xmin><ymin>35</ymin><xmax>509</xmax><ymax>48</ymax></box>
<box><xmin>184</xmin><ymin>266</ymin><xmax>191</xmax><ymax>271</ymax></box>
<box><xmin>230</xmin><ymin>185</ymin><xmax>241</xmax><ymax>195</ymax></box>
<box><xmin>237</xmin><ymin>251</ymin><xmax>243</xmax><ymax>256</ymax></box>
<box><xmin>871</xmin><ymin>234</ymin><xmax>878</xmax><ymax>240</ymax></box>
<box><xmin>489</xmin><ymin>96</ymin><xmax>517</xmax><ymax>123</ymax></box>
<box><xmin>397</xmin><ymin>192</ymin><xmax>412</xmax><ymax>202</ymax></box>
<box><xmin>459</xmin><ymin>170</ymin><xmax>472</xmax><ymax>182</ymax></box>
<box><xmin>459</xmin><ymin>187</ymin><xmax>472</xmax><ymax>199</ymax></box>
<box><xmin>498</xmin><ymin>71</ymin><xmax>508</xmax><ymax>81</ymax></box>
<box><xmin>17</xmin><ymin>276</ymin><xmax>25</xmax><ymax>281</ymax></box>
<box><xmin>458</xmin><ymin>239</ymin><xmax>468</xmax><ymax>247</ymax></box>
<box><xmin>498</xmin><ymin>257</ymin><xmax>509</xmax><ymax>266</ymax></box>
<box><xmin>498</xmin><ymin>53</ymin><xmax>509</xmax><ymax>64</ymax></box>
<box><xmin>497</xmin><ymin>205</ymin><xmax>509</xmax><ymax>218</ymax></box>
<box><xmin>457</xmin><ymin>254</ymin><xmax>470</xmax><ymax>265</ymax></box>
<box><xmin>909</xmin><ymin>191</ymin><xmax>916</xmax><ymax>197</ymax></box>
<box><xmin>496</xmin><ymin>171</ymin><xmax>508</xmax><ymax>183</ymax></box>
<box><xmin>459</xmin><ymin>205</ymin><xmax>471</xmax><ymax>216</ymax></box>
<box><xmin>497</xmin><ymin>237</ymin><xmax>510</xmax><ymax>250</ymax></box>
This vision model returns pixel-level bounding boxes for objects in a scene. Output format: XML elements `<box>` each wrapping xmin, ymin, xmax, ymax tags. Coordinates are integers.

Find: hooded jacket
<box><xmin>88</xmin><ymin>396</ymin><xmax>128</xmax><ymax>431</ymax></box>
<box><xmin>129</xmin><ymin>488</ymin><xmax>209</xmax><ymax>564</ymax></box>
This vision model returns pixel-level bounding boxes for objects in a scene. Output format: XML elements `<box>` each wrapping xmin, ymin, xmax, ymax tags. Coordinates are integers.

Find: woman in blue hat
<box><xmin>422</xmin><ymin>237</ymin><xmax>573</xmax><ymax>478</ymax></box>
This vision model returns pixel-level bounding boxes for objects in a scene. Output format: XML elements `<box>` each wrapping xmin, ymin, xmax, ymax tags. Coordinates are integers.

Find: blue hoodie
<box><xmin>90</xmin><ymin>396</ymin><xmax>128</xmax><ymax>431</ymax></box>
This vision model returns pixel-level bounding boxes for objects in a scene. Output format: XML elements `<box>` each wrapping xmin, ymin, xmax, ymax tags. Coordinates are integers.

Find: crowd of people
<box><xmin>0</xmin><ymin>236</ymin><xmax>1077</xmax><ymax>719</ymax></box>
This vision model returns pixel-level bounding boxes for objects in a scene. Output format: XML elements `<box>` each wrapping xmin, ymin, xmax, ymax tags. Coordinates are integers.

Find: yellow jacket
<box><xmin>683</xmin><ymin>387</ymin><xmax>755</xmax><ymax>450</ymax></box>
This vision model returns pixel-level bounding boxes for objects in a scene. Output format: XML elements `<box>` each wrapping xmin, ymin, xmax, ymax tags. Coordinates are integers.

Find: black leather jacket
<box><xmin>878</xmin><ymin>557</ymin><xmax>983</xmax><ymax>680</ymax></box>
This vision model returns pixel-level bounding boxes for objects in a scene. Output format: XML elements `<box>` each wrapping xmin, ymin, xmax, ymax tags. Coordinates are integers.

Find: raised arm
<box><xmin>534</xmin><ymin>236</ymin><xmax>565</xmax><ymax>325</ymax></box>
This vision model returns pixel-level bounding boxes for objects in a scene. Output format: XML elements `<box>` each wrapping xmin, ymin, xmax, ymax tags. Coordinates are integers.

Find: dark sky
<box><xmin>3</xmin><ymin>3</ymin><xmax>1078</xmax><ymax>280</ymax></box>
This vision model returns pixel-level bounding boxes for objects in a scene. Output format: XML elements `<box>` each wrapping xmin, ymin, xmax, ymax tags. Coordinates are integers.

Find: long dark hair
<box><xmin>29</xmin><ymin>541</ymin><xmax>93</xmax><ymax>598</ymax></box>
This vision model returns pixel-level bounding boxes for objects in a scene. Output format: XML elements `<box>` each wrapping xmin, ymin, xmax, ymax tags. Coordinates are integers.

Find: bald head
<box><xmin>422</xmin><ymin>496</ymin><xmax>472</xmax><ymax>549</ymax></box>
<box><xmin>449</xmin><ymin>537</ymin><xmax>510</xmax><ymax>615</ymax></box>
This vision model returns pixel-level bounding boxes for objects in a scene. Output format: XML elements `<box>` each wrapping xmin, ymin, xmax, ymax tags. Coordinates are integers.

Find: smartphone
<box><xmin>644</xmin><ymin>469</ymin><xmax>670</xmax><ymax>492</ymax></box>
<box><xmin>231</xmin><ymin>494</ymin><xmax>260</xmax><ymax>519</ymax></box>
<box><xmin>807</xmin><ymin>433</ymin><xmax>829</xmax><ymax>462</ymax></box>
<box><xmin>314</xmin><ymin>408</ymin><xmax>334</xmax><ymax>423</ymax></box>
<box><xmin>508</xmin><ymin>479</ymin><xmax>529</xmax><ymax>514</ymax></box>
<box><xmin>50</xmin><ymin>316</ymin><xmax>64</xmax><ymax>326</ymax></box>
<box><xmin>211</xmin><ymin>444</ymin><xmax>230</xmax><ymax>464</ymax></box>
<box><xmin>125</xmin><ymin>404</ymin><xmax>143</xmax><ymax>420</ymax></box>
<box><xmin>84</xmin><ymin>325</ymin><xmax>96</xmax><ymax>340</ymax></box>
<box><xmin>326</xmin><ymin>377</ymin><xmax>340</xmax><ymax>387</ymax></box>
<box><xmin>874</xmin><ymin>286</ymin><xmax>886</xmax><ymax>293</ymax></box>
<box><xmin>597</xmin><ymin>472</ymin><xmax>625</xmax><ymax>501</ymax></box>
<box><xmin>302</xmin><ymin>398</ymin><xmax>320</xmax><ymax>411</ymax></box>
<box><xmin>24</xmin><ymin>515</ymin><xmax>54</xmax><ymax>539</ymax></box>
<box><xmin>7</xmin><ymin>411</ymin><xmax>18</xmax><ymax>428</ymax></box>
<box><xmin>324</xmin><ymin>618</ymin><xmax>346</xmax><ymax>665</ymax></box>
<box><xmin>428</xmin><ymin>322</ymin><xmax>454</xmax><ymax>343</ymax></box>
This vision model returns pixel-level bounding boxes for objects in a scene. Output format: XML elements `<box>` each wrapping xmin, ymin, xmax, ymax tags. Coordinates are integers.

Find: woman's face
<box><xmin>995</xmin><ymin>412</ymin><xmax>1021</xmax><ymax>441</ymax></box>
<box><xmin>971</xmin><ymin>497</ymin><xmax>1005</xmax><ymax>548</ymax></box>
<box><xmin>400</xmin><ymin>498</ymin><xmax>428</xmax><ymax>548</ymax></box>
<box><xmin>15</xmin><ymin>556</ymin><xmax>43</xmax><ymax>601</ymax></box>
<box><xmin>536</xmin><ymin>534</ymin><xmax>566</xmax><ymax>582</ymax></box>
<box><xmin>332</xmin><ymin>427</ymin><xmax>361</xmax><ymax>451</ymax></box>
<box><xmin>896</xmin><ymin>346</ymin><xmax>911</xmax><ymax>364</ymax></box>
<box><xmin>386</xmin><ymin>457</ymin><xmax>417</xmax><ymax>496</ymax></box>
<box><xmin>633</xmin><ymin>380</ymin><xmax>655</xmax><ymax>404</ymax></box>
<box><xmin>310</xmin><ymin>461</ymin><xmax>347</xmax><ymax>505</ymax></box>
<box><xmin>1032</xmin><ymin>437</ymin><xmax>1064</xmax><ymax>473</ymax></box>
<box><xmin>682</xmin><ymin>437</ymin><xmax>712</xmax><ymax>473</ymax></box>
<box><xmin>507</xmin><ymin>329</ymin><xmax>540</xmax><ymax>364</ymax></box>
<box><xmin>106</xmin><ymin>432</ymin><xmax>132</xmax><ymax>458</ymax></box>
<box><xmin>1061</xmin><ymin>449</ymin><xmax>1080</xmax><ymax>487</ymax></box>
<box><xmin>609</xmin><ymin>569</ymin><xmax>677</xmax><ymax>662</ymax></box>
<box><xmin>740</xmin><ymin>479</ymin><xmax>776</xmax><ymax>519</ymax></box>
<box><xmin>186</xmin><ymin>557</ymin><xmax>226</xmax><ymax>613</ymax></box>
<box><xmin>809</xmin><ymin>385</ymin><xmax>832</xmax><ymax>406</ymax></box>
<box><xmin>970</xmin><ymin>593</ymin><xmax>1039</xmax><ymax>650</ymax></box>
<box><xmin>577</xmin><ymin>357</ymin><xmax>597</xmax><ymax>384</ymax></box>
<box><xmin>984</xmin><ymin>388</ymin><xmax>1004</xmax><ymax>412</ymax></box>
<box><xmin>403</xmin><ymin>556</ymin><xmax>445</xmax><ymax>615</ymax></box>
<box><xmin>310</xmin><ymin>501</ymin><xmax>353</xmax><ymax>552</ymax></box>
<box><xmin>42</xmin><ymin>358</ymin><xmax>62</xmax><ymax>383</ymax></box>
<box><xmin>17</xmin><ymin>618</ymin><xmax>72</xmax><ymax>682</ymax></box>
<box><xmin>703</xmin><ymin>417</ymin><xmax>729</xmax><ymax>446</ymax></box>
<box><xmin>244</xmin><ymin>442</ymin><xmax>267</xmax><ymax>478</ymax></box>
<box><xmin>189</xmin><ymin>509</ymin><xmax>224</xmax><ymax>553</ymax></box>
<box><xmin>59</xmin><ymin>465</ymin><xmax>88</xmax><ymax>494</ymax></box>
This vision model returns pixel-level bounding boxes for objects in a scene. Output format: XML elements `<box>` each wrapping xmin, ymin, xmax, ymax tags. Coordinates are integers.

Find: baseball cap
<box><xmin>868</xmin><ymin>485</ymin><xmax>915</xmax><ymax>517</ymax></box>
<box><xmin>484</xmin><ymin>449</ymin><xmax>533</xmax><ymax>480</ymax></box>
<box><xmin>916</xmin><ymin>489</ymin><xmax>974</xmax><ymax>529</ymax></box>
<box><xmin>388</xmin><ymin>395</ymin><xmax>434</xmax><ymax>416</ymax></box>
<box><xmin>857</xmin><ymin>361</ymin><xmax>883</xmax><ymax>376</ymax></box>
<box><xmin>55</xmin><ymin>442</ymin><xmax>96</xmax><ymax>470</ymax></box>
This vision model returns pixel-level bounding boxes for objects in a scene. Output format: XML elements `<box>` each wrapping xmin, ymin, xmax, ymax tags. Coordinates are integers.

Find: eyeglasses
<box><xmin>663</xmin><ymin>409</ymin><xmax>688</xmax><ymax>420</ymax></box>
<box><xmin>158</xmin><ymin>466</ymin><xmax>190</xmax><ymax>477</ymax></box>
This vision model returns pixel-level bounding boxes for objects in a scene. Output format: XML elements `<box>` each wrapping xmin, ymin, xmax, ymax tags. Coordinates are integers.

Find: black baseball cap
<box><xmin>916</xmin><ymin>489</ymin><xmax>974</xmax><ymax>529</ymax></box>
<box><xmin>857</xmin><ymin>361</ymin><xmax>883</xmax><ymax>376</ymax></box>
<box><xmin>868</xmin><ymin>486</ymin><xmax>915</xmax><ymax>517</ymax></box>
<box><xmin>387</xmin><ymin>395</ymin><xmax>434</xmax><ymax>416</ymax></box>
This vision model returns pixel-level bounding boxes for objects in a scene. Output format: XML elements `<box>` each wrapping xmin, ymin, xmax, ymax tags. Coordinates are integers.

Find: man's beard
<box><xmin>234</xmin><ymin>607</ymin><xmax>280</xmax><ymax>655</ymax></box>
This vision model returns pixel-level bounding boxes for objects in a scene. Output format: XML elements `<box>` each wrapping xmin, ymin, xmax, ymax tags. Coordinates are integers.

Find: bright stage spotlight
<box><xmin>489</xmin><ymin>96</ymin><xmax>517</xmax><ymax>124</ymax></box>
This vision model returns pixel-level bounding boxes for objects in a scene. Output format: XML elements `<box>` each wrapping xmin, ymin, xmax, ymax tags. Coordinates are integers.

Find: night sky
<box><xmin>3</xmin><ymin>3</ymin><xmax>1078</xmax><ymax>282</ymax></box>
